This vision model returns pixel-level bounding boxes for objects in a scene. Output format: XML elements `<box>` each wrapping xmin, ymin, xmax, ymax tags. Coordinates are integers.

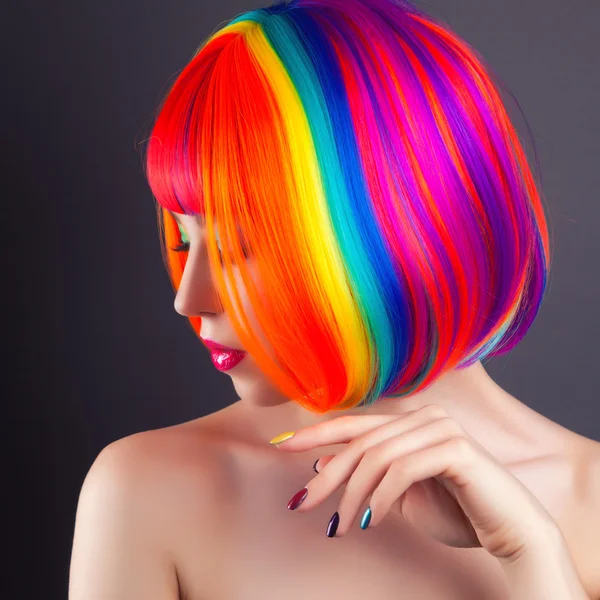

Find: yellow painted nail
<box><xmin>269</xmin><ymin>431</ymin><xmax>295</xmax><ymax>446</ymax></box>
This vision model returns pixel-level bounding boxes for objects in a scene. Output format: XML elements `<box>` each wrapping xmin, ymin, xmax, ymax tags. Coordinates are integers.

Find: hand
<box><xmin>269</xmin><ymin>404</ymin><xmax>562</xmax><ymax>565</ymax></box>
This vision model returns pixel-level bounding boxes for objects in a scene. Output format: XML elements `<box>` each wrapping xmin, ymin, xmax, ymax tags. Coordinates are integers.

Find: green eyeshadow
<box><xmin>177</xmin><ymin>223</ymin><xmax>190</xmax><ymax>244</ymax></box>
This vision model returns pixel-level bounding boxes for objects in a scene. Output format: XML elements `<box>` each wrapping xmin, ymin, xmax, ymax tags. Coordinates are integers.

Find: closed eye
<box><xmin>170</xmin><ymin>241</ymin><xmax>249</xmax><ymax>262</ymax></box>
<box><xmin>170</xmin><ymin>220</ymin><xmax>249</xmax><ymax>260</ymax></box>
<box><xmin>170</xmin><ymin>241</ymin><xmax>220</xmax><ymax>261</ymax></box>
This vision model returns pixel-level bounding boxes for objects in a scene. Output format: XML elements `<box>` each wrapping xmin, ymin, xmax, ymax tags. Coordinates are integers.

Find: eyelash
<box><xmin>171</xmin><ymin>242</ymin><xmax>193</xmax><ymax>253</ymax></box>
<box><xmin>170</xmin><ymin>241</ymin><xmax>248</xmax><ymax>261</ymax></box>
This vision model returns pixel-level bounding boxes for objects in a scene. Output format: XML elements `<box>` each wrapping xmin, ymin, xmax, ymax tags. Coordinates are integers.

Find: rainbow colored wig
<box><xmin>144</xmin><ymin>0</ymin><xmax>551</xmax><ymax>414</ymax></box>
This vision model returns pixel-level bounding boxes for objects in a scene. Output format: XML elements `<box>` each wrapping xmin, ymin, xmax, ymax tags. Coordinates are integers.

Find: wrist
<box><xmin>497</xmin><ymin>517</ymin><xmax>565</xmax><ymax>568</ymax></box>
<box><xmin>498</xmin><ymin>523</ymin><xmax>588</xmax><ymax>600</ymax></box>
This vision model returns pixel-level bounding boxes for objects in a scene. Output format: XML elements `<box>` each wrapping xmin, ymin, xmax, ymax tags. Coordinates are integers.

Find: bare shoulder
<box><xmin>70</xmin><ymin>412</ymin><xmax>237</xmax><ymax>600</ymax></box>
<box><xmin>571</xmin><ymin>435</ymin><xmax>600</xmax><ymax>536</ymax></box>
<box><xmin>569</xmin><ymin>436</ymin><xmax>600</xmax><ymax>600</ymax></box>
<box><xmin>98</xmin><ymin>411</ymin><xmax>239</xmax><ymax>534</ymax></box>
<box><xmin>97</xmin><ymin>413</ymin><xmax>237</xmax><ymax>492</ymax></box>
<box><xmin>575</xmin><ymin>436</ymin><xmax>600</xmax><ymax>503</ymax></box>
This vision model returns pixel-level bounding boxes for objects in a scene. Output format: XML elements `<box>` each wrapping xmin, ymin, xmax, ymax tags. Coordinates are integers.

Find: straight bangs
<box><xmin>145</xmin><ymin>0</ymin><xmax>551</xmax><ymax>414</ymax></box>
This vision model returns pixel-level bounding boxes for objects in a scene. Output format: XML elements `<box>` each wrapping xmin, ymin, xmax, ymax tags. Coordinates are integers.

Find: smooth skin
<box><xmin>270</xmin><ymin>406</ymin><xmax>589</xmax><ymax>599</ymax></box>
<box><xmin>69</xmin><ymin>213</ymin><xmax>600</xmax><ymax>599</ymax></box>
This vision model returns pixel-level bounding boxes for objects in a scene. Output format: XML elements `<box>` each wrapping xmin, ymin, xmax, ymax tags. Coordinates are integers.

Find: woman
<box><xmin>69</xmin><ymin>0</ymin><xmax>600</xmax><ymax>598</ymax></box>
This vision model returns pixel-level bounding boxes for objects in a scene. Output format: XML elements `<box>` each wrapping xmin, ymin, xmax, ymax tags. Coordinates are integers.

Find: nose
<box><xmin>173</xmin><ymin>242</ymin><xmax>223</xmax><ymax>317</ymax></box>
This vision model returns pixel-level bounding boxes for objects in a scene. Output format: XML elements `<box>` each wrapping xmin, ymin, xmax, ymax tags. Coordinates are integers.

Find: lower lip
<box><xmin>209</xmin><ymin>349</ymin><xmax>246</xmax><ymax>372</ymax></box>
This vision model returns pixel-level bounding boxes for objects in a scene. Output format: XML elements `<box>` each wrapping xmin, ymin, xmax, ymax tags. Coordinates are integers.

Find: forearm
<box><xmin>499</xmin><ymin>526</ymin><xmax>589</xmax><ymax>600</ymax></box>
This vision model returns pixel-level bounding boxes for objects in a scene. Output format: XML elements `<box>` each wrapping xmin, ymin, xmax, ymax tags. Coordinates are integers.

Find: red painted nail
<box><xmin>287</xmin><ymin>487</ymin><xmax>308</xmax><ymax>510</ymax></box>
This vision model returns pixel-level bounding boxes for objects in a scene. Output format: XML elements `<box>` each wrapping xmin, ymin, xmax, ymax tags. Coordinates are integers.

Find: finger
<box><xmin>270</xmin><ymin>414</ymin><xmax>400</xmax><ymax>451</ymax></box>
<box><xmin>294</xmin><ymin>414</ymin><xmax>462</xmax><ymax>516</ymax></box>
<box><xmin>271</xmin><ymin>404</ymin><xmax>451</xmax><ymax>452</ymax></box>
<box><xmin>312</xmin><ymin>455</ymin><xmax>335</xmax><ymax>473</ymax></box>
<box><xmin>368</xmin><ymin>436</ymin><xmax>472</xmax><ymax>528</ymax></box>
<box><xmin>333</xmin><ymin>418</ymin><xmax>464</xmax><ymax>536</ymax></box>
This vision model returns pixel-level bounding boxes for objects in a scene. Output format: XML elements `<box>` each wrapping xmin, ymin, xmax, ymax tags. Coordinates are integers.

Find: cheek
<box><xmin>224</xmin><ymin>260</ymin><xmax>277</xmax><ymax>361</ymax></box>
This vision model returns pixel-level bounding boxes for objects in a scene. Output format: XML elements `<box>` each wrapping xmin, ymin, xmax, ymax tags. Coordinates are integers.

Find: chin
<box><xmin>231</xmin><ymin>371</ymin><xmax>291</xmax><ymax>408</ymax></box>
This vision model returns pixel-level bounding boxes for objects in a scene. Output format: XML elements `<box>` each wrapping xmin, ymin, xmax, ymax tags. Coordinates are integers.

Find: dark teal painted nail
<box><xmin>360</xmin><ymin>507</ymin><xmax>372</xmax><ymax>529</ymax></box>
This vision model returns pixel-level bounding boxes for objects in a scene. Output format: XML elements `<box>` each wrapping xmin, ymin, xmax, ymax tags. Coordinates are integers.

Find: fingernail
<box><xmin>269</xmin><ymin>431</ymin><xmax>295</xmax><ymax>446</ymax></box>
<box><xmin>287</xmin><ymin>487</ymin><xmax>308</xmax><ymax>510</ymax></box>
<box><xmin>326</xmin><ymin>511</ymin><xmax>339</xmax><ymax>537</ymax></box>
<box><xmin>360</xmin><ymin>507</ymin><xmax>372</xmax><ymax>530</ymax></box>
<box><xmin>312</xmin><ymin>458</ymin><xmax>319</xmax><ymax>473</ymax></box>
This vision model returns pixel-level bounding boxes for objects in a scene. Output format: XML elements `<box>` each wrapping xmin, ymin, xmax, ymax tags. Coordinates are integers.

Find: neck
<box><xmin>240</xmin><ymin>361</ymin><xmax>564</xmax><ymax>465</ymax></box>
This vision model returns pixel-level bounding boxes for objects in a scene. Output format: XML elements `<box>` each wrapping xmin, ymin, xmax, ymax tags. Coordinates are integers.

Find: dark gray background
<box><xmin>4</xmin><ymin>0</ymin><xmax>598</xmax><ymax>598</ymax></box>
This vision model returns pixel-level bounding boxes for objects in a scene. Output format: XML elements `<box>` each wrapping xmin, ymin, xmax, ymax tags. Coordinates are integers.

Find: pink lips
<box><xmin>201</xmin><ymin>338</ymin><xmax>246</xmax><ymax>372</ymax></box>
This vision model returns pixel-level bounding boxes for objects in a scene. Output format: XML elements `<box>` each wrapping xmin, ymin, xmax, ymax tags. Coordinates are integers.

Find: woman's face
<box><xmin>170</xmin><ymin>211</ymin><xmax>291</xmax><ymax>407</ymax></box>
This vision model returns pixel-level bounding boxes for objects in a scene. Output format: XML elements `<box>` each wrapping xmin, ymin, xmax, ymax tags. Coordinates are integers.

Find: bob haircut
<box><xmin>144</xmin><ymin>0</ymin><xmax>551</xmax><ymax>414</ymax></box>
